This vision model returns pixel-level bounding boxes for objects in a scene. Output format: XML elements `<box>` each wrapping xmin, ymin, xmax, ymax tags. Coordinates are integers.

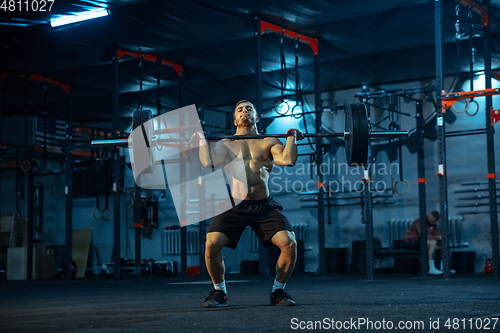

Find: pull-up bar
<box><xmin>118</xmin><ymin>50</ymin><xmax>183</xmax><ymax>76</ymax></box>
<box><xmin>441</xmin><ymin>88</ymin><xmax>500</xmax><ymax>124</ymax></box>
<box><xmin>442</xmin><ymin>88</ymin><xmax>500</xmax><ymax>107</ymax></box>
<box><xmin>260</xmin><ymin>20</ymin><xmax>318</xmax><ymax>55</ymax></box>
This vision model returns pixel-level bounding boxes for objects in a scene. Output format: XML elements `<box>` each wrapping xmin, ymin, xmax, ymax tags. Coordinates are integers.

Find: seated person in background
<box><xmin>404</xmin><ymin>211</ymin><xmax>443</xmax><ymax>275</ymax></box>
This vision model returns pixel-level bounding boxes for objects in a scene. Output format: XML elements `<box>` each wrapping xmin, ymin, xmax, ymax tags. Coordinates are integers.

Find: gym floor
<box><xmin>1</xmin><ymin>275</ymin><xmax>499</xmax><ymax>332</ymax></box>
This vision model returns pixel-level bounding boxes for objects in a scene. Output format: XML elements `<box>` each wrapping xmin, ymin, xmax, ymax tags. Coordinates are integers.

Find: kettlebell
<box><xmin>484</xmin><ymin>259</ymin><xmax>493</xmax><ymax>274</ymax></box>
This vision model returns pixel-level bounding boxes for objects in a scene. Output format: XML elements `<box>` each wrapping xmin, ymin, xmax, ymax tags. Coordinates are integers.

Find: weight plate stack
<box><xmin>345</xmin><ymin>103</ymin><xmax>369</xmax><ymax>166</ymax></box>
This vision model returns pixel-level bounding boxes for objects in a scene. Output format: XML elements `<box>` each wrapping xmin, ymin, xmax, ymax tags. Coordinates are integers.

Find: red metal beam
<box><xmin>441</xmin><ymin>88</ymin><xmax>500</xmax><ymax>126</ymax></box>
<box><xmin>441</xmin><ymin>88</ymin><xmax>500</xmax><ymax>110</ymax></box>
<box><xmin>118</xmin><ymin>50</ymin><xmax>182</xmax><ymax>76</ymax></box>
<box><xmin>0</xmin><ymin>147</ymin><xmax>96</xmax><ymax>169</ymax></box>
<box><xmin>1</xmin><ymin>73</ymin><xmax>71</xmax><ymax>94</ymax></box>
<box><xmin>492</xmin><ymin>107</ymin><xmax>500</xmax><ymax>126</ymax></box>
<box><xmin>493</xmin><ymin>71</ymin><xmax>500</xmax><ymax>82</ymax></box>
<box><xmin>260</xmin><ymin>20</ymin><xmax>318</xmax><ymax>55</ymax></box>
<box><xmin>460</xmin><ymin>0</ymin><xmax>488</xmax><ymax>27</ymax></box>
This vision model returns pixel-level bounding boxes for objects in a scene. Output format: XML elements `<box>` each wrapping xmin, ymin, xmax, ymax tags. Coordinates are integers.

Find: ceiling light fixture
<box><xmin>50</xmin><ymin>8</ymin><xmax>109</xmax><ymax>27</ymax></box>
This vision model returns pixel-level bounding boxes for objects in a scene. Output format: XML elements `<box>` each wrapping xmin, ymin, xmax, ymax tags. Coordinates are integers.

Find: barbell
<box><xmin>91</xmin><ymin>103</ymin><xmax>408</xmax><ymax>169</ymax></box>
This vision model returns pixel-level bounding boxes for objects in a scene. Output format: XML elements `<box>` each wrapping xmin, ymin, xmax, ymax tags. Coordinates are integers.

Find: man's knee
<box><xmin>279</xmin><ymin>235</ymin><xmax>297</xmax><ymax>254</ymax></box>
<box><xmin>205</xmin><ymin>233</ymin><xmax>227</xmax><ymax>255</ymax></box>
<box><xmin>205</xmin><ymin>240</ymin><xmax>222</xmax><ymax>255</ymax></box>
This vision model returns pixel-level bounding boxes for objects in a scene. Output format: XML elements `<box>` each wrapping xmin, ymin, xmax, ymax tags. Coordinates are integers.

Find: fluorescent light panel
<box><xmin>50</xmin><ymin>8</ymin><xmax>108</xmax><ymax>27</ymax></box>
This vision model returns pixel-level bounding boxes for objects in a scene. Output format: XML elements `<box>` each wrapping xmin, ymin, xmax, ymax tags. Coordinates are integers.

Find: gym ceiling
<box><xmin>1</xmin><ymin>0</ymin><xmax>500</xmax><ymax>125</ymax></box>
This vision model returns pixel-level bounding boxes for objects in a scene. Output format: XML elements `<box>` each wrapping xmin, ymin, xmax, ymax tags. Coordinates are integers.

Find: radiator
<box><xmin>249</xmin><ymin>223</ymin><xmax>308</xmax><ymax>252</ymax></box>
<box><xmin>388</xmin><ymin>219</ymin><xmax>413</xmax><ymax>242</ymax></box>
<box><xmin>388</xmin><ymin>217</ymin><xmax>464</xmax><ymax>247</ymax></box>
<box><xmin>164</xmin><ymin>227</ymin><xmax>200</xmax><ymax>255</ymax></box>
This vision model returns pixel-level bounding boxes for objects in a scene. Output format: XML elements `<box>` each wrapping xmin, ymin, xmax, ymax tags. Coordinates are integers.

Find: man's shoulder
<box><xmin>264</xmin><ymin>136</ymin><xmax>283</xmax><ymax>145</ymax></box>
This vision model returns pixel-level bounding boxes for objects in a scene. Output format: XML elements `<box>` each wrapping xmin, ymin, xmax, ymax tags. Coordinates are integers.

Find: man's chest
<box><xmin>226</xmin><ymin>139</ymin><xmax>273</xmax><ymax>162</ymax></box>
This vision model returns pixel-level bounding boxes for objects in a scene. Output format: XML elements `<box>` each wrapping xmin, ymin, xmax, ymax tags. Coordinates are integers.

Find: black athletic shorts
<box><xmin>207</xmin><ymin>197</ymin><xmax>293</xmax><ymax>249</ymax></box>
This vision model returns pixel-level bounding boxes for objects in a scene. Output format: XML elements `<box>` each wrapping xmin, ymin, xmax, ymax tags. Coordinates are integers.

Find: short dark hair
<box><xmin>233</xmin><ymin>100</ymin><xmax>256</xmax><ymax>119</ymax></box>
<box><xmin>430</xmin><ymin>210</ymin><xmax>441</xmax><ymax>221</ymax></box>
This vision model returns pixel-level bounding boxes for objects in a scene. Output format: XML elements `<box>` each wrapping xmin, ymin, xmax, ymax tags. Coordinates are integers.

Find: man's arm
<box><xmin>428</xmin><ymin>226</ymin><xmax>442</xmax><ymax>240</ymax></box>
<box><xmin>404</xmin><ymin>219</ymin><xmax>420</xmax><ymax>242</ymax></box>
<box><xmin>271</xmin><ymin>129</ymin><xmax>304</xmax><ymax>167</ymax></box>
<box><xmin>198</xmin><ymin>132</ymin><xmax>228</xmax><ymax>168</ymax></box>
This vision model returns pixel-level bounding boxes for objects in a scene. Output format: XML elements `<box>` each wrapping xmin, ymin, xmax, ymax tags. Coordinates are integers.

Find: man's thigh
<box><xmin>206</xmin><ymin>231</ymin><xmax>231</xmax><ymax>250</ymax></box>
<box><xmin>208</xmin><ymin>211</ymin><xmax>249</xmax><ymax>249</ymax></box>
<box><xmin>250</xmin><ymin>209</ymin><xmax>294</xmax><ymax>248</ymax></box>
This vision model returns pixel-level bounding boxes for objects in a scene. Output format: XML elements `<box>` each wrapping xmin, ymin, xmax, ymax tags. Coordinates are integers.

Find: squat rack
<box><xmin>256</xmin><ymin>18</ymin><xmax>324</xmax><ymax>275</ymax></box>
<box><xmin>0</xmin><ymin>73</ymin><xmax>73</xmax><ymax>281</ymax></box>
<box><xmin>355</xmin><ymin>85</ymin><xmax>432</xmax><ymax>280</ymax></box>
<box><xmin>112</xmin><ymin>50</ymin><xmax>188</xmax><ymax>279</ymax></box>
<box><xmin>435</xmin><ymin>0</ymin><xmax>499</xmax><ymax>279</ymax></box>
<box><xmin>356</xmin><ymin>11</ymin><xmax>500</xmax><ymax>279</ymax></box>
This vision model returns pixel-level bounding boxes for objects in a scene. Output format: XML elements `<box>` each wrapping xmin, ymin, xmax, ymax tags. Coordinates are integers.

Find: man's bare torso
<box><xmin>220</xmin><ymin>137</ymin><xmax>282</xmax><ymax>200</ymax></box>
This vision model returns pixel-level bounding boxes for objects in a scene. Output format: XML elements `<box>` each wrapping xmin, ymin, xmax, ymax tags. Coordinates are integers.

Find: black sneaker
<box><xmin>270</xmin><ymin>289</ymin><xmax>296</xmax><ymax>306</ymax></box>
<box><xmin>203</xmin><ymin>289</ymin><xmax>228</xmax><ymax>308</ymax></box>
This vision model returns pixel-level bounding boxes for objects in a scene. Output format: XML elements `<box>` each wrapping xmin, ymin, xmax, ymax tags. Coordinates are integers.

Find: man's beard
<box><xmin>237</xmin><ymin>117</ymin><xmax>254</xmax><ymax>127</ymax></box>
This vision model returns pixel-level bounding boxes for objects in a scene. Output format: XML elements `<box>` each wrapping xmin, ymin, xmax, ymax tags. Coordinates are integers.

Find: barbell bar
<box><xmin>90</xmin><ymin>130</ymin><xmax>407</xmax><ymax>147</ymax></box>
<box><xmin>91</xmin><ymin>103</ymin><xmax>409</xmax><ymax>166</ymax></box>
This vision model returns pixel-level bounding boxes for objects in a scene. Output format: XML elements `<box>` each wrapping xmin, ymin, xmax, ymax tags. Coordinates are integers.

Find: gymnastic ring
<box><xmin>93</xmin><ymin>207</ymin><xmax>103</xmax><ymax>221</ymax></box>
<box><xmin>21</xmin><ymin>159</ymin><xmax>31</xmax><ymax>172</ymax></box>
<box><xmin>466</xmin><ymin>99</ymin><xmax>479</xmax><ymax>117</ymax></box>
<box><xmin>391</xmin><ymin>179</ymin><xmax>396</xmax><ymax>195</ymax></box>
<box><xmin>39</xmin><ymin>161</ymin><xmax>49</xmax><ymax>174</ymax></box>
<box><xmin>291</xmin><ymin>103</ymin><xmax>303</xmax><ymax>119</ymax></box>
<box><xmin>393</xmin><ymin>179</ymin><xmax>411</xmax><ymax>195</ymax></box>
<box><xmin>274</xmin><ymin>100</ymin><xmax>289</xmax><ymax>115</ymax></box>
<box><xmin>102</xmin><ymin>208</ymin><xmax>113</xmax><ymax>221</ymax></box>
<box><xmin>451</xmin><ymin>98</ymin><xmax>469</xmax><ymax>114</ymax></box>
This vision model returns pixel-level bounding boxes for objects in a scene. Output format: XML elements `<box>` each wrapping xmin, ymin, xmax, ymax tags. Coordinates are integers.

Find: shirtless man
<box><xmin>197</xmin><ymin>100</ymin><xmax>304</xmax><ymax>307</ymax></box>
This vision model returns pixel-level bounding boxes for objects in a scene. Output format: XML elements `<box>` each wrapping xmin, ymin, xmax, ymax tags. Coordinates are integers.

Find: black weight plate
<box><xmin>356</xmin><ymin>103</ymin><xmax>369</xmax><ymax>165</ymax></box>
<box><xmin>132</xmin><ymin>109</ymin><xmax>155</xmax><ymax>174</ymax></box>
<box><xmin>345</xmin><ymin>104</ymin><xmax>354</xmax><ymax>165</ymax></box>
<box><xmin>352</xmin><ymin>103</ymin><xmax>363</xmax><ymax>165</ymax></box>
<box><xmin>345</xmin><ymin>104</ymin><xmax>359</xmax><ymax>165</ymax></box>
<box><xmin>345</xmin><ymin>103</ymin><xmax>369</xmax><ymax>166</ymax></box>
<box><xmin>132</xmin><ymin>109</ymin><xmax>143</xmax><ymax>131</ymax></box>
<box><xmin>141</xmin><ymin>109</ymin><xmax>154</xmax><ymax>174</ymax></box>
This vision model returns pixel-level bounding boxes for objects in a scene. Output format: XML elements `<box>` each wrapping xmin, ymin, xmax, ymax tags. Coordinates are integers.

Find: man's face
<box><xmin>234</xmin><ymin>102</ymin><xmax>259</xmax><ymax>127</ymax></box>
<box><xmin>427</xmin><ymin>214</ymin><xmax>438</xmax><ymax>226</ymax></box>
